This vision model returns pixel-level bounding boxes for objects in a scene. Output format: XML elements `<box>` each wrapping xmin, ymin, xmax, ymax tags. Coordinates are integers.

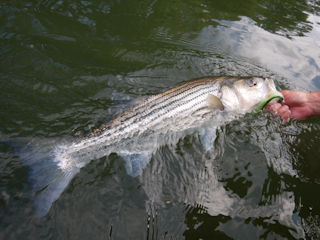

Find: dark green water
<box><xmin>1</xmin><ymin>0</ymin><xmax>320</xmax><ymax>239</ymax></box>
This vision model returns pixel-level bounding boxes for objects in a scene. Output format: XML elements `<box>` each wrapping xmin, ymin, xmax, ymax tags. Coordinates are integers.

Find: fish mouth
<box><xmin>252</xmin><ymin>93</ymin><xmax>284</xmax><ymax>114</ymax></box>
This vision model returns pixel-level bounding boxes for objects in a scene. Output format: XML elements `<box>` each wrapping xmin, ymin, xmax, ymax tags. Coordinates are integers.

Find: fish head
<box><xmin>221</xmin><ymin>77</ymin><xmax>283</xmax><ymax>113</ymax></box>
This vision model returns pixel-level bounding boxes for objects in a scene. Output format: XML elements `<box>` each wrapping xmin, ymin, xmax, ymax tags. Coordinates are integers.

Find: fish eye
<box><xmin>247</xmin><ymin>79</ymin><xmax>258</xmax><ymax>87</ymax></box>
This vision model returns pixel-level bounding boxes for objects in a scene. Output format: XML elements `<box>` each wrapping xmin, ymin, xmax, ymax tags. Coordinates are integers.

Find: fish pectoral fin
<box><xmin>118</xmin><ymin>151</ymin><xmax>152</xmax><ymax>177</ymax></box>
<box><xmin>207</xmin><ymin>94</ymin><xmax>224</xmax><ymax>111</ymax></box>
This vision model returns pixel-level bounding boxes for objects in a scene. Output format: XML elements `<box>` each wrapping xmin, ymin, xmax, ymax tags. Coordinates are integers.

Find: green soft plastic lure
<box><xmin>252</xmin><ymin>95</ymin><xmax>284</xmax><ymax>114</ymax></box>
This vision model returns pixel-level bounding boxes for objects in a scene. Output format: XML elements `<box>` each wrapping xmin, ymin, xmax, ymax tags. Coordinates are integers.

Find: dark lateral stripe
<box><xmin>140</xmin><ymin>88</ymin><xmax>212</xmax><ymax>123</ymax></box>
<box><xmin>109</xmin><ymin>87</ymin><xmax>213</xmax><ymax>137</ymax></box>
<box><xmin>113</xmin><ymin>83</ymin><xmax>216</xmax><ymax>129</ymax></box>
<box><xmin>105</xmin><ymin>84</ymin><xmax>205</xmax><ymax>131</ymax></box>
<box><xmin>117</xmin><ymin>78</ymin><xmax>222</xmax><ymax>123</ymax></box>
<box><xmin>107</xmin><ymin>85</ymin><xmax>214</xmax><ymax>134</ymax></box>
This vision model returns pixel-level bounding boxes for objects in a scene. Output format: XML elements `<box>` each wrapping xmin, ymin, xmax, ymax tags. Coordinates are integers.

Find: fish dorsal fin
<box><xmin>207</xmin><ymin>94</ymin><xmax>224</xmax><ymax>111</ymax></box>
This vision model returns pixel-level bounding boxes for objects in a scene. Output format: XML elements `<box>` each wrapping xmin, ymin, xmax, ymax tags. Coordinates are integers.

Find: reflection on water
<box><xmin>205</xmin><ymin>15</ymin><xmax>320</xmax><ymax>90</ymax></box>
<box><xmin>1</xmin><ymin>0</ymin><xmax>320</xmax><ymax>239</ymax></box>
<box><xmin>140</xmin><ymin>115</ymin><xmax>308</xmax><ymax>239</ymax></box>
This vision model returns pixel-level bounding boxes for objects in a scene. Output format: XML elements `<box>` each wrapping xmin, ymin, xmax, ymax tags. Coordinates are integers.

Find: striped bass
<box><xmin>18</xmin><ymin>76</ymin><xmax>283</xmax><ymax>215</ymax></box>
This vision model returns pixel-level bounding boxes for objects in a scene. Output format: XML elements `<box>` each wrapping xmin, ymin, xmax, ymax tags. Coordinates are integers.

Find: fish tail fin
<box><xmin>6</xmin><ymin>138</ymin><xmax>78</xmax><ymax>216</ymax></box>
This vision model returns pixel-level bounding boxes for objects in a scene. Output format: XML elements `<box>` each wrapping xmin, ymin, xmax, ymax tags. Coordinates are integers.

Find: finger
<box><xmin>277</xmin><ymin>104</ymin><xmax>289</xmax><ymax>113</ymax></box>
<box><xmin>281</xmin><ymin>109</ymin><xmax>291</xmax><ymax>122</ymax></box>
<box><xmin>277</xmin><ymin>105</ymin><xmax>290</xmax><ymax>116</ymax></box>
<box><xmin>281</xmin><ymin>90</ymin><xmax>308</xmax><ymax>107</ymax></box>
<box><xmin>277</xmin><ymin>105</ymin><xmax>291</xmax><ymax>121</ymax></box>
<box><xmin>265</xmin><ymin>102</ymin><xmax>282</xmax><ymax>114</ymax></box>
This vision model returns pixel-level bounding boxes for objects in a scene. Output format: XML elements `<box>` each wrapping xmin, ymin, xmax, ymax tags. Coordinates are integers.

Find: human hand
<box><xmin>266</xmin><ymin>90</ymin><xmax>320</xmax><ymax>121</ymax></box>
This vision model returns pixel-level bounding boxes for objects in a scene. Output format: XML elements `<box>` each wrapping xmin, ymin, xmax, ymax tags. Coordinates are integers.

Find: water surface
<box><xmin>1</xmin><ymin>0</ymin><xmax>320</xmax><ymax>239</ymax></box>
